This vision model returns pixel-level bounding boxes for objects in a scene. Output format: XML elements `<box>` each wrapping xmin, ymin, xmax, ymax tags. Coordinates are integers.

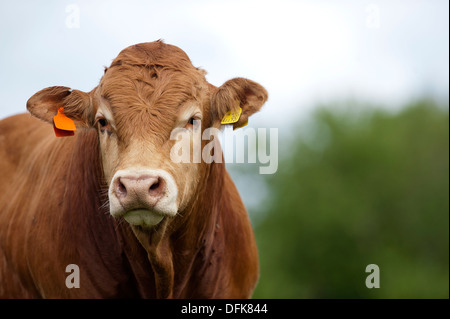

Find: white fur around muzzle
<box><xmin>108</xmin><ymin>168</ymin><xmax>178</xmax><ymax>228</ymax></box>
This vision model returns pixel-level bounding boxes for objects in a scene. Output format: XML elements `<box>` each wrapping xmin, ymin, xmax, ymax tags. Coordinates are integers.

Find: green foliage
<box><xmin>252</xmin><ymin>100</ymin><xmax>449</xmax><ymax>298</ymax></box>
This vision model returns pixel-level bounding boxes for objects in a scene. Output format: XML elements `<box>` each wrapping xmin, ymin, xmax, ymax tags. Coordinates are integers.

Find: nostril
<box><xmin>149</xmin><ymin>180</ymin><xmax>160</xmax><ymax>191</ymax></box>
<box><xmin>116</xmin><ymin>178</ymin><xmax>127</xmax><ymax>197</ymax></box>
<box><xmin>148</xmin><ymin>177</ymin><xmax>165</xmax><ymax>198</ymax></box>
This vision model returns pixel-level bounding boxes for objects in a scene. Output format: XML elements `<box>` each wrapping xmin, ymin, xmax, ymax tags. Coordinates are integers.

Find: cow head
<box><xmin>27</xmin><ymin>41</ymin><xmax>268</xmax><ymax>229</ymax></box>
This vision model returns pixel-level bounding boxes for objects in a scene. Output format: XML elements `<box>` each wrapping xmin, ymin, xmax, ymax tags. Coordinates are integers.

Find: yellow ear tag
<box><xmin>234</xmin><ymin>119</ymin><xmax>249</xmax><ymax>130</ymax></box>
<box><xmin>221</xmin><ymin>107</ymin><xmax>242</xmax><ymax>125</ymax></box>
<box><xmin>53</xmin><ymin>107</ymin><xmax>76</xmax><ymax>137</ymax></box>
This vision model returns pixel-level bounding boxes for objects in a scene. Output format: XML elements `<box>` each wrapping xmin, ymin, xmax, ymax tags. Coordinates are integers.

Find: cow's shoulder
<box><xmin>0</xmin><ymin>114</ymin><xmax>51</xmax><ymax>192</ymax></box>
<box><xmin>0</xmin><ymin>113</ymin><xmax>53</xmax><ymax>160</ymax></box>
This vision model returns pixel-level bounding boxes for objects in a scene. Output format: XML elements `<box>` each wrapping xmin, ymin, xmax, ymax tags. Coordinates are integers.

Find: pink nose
<box><xmin>113</xmin><ymin>175</ymin><xmax>166</xmax><ymax>210</ymax></box>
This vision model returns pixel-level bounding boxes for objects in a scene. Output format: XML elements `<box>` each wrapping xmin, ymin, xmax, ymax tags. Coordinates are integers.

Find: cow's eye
<box><xmin>98</xmin><ymin>118</ymin><xmax>108</xmax><ymax>128</ymax></box>
<box><xmin>185</xmin><ymin>117</ymin><xmax>196</xmax><ymax>128</ymax></box>
<box><xmin>184</xmin><ymin>115</ymin><xmax>201</xmax><ymax>129</ymax></box>
<box><xmin>97</xmin><ymin>117</ymin><xmax>111</xmax><ymax>133</ymax></box>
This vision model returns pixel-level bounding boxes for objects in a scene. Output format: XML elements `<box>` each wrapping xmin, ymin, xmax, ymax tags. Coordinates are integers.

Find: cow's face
<box><xmin>93</xmin><ymin>44</ymin><xmax>214</xmax><ymax>228</ymax></box>
<box><xmin>27</xmin><ymin>41</ymin><xmax>268</xmax><ymax>229</ymax></box>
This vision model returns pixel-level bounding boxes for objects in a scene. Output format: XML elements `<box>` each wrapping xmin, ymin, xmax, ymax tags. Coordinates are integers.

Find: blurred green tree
<box><xmin>252</xmin><ymin>100</ymin><xmax>449</xmax><ymax>298</ymax></box>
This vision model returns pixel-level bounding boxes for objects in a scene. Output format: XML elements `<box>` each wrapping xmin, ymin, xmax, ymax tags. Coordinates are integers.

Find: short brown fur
<box><xmin>0</xmin><ymin>40</ymin><xmax>267</xmax><ymax>298</ymax></box>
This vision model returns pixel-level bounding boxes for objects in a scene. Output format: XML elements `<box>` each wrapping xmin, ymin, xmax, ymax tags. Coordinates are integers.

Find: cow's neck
<box><xmin>127</xmin><ymin>160</ymin><xmax>227</xmax><ymax>298</ymax></box>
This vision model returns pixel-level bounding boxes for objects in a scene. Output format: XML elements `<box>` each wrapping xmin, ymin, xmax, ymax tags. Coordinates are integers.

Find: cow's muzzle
<box><xmin>108</xmin><ymin>169</ymin><xmax>178</xmax><ymax>228</ymax></box>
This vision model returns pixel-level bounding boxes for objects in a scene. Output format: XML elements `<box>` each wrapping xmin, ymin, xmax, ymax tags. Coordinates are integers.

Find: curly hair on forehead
<box><xmin>108</xmin><ymin>40</ymin><xmax>203</xmax><ymax>74</ymax></box>
<box><xmin>98</xmin><ymin>42</ymin><xmax>209</xmax><ymax>145</ymax></box>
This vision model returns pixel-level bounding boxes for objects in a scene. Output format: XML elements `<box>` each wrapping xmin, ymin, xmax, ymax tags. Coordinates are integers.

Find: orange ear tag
<box><xmin>53</xmin><ymin>107</ymin><xmax>76</xmax><ymax>137</ymax></box>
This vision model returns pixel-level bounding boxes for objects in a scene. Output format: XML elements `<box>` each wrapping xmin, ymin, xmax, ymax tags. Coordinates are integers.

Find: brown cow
<box><xmin>0</xmin><ymin>40</ymin><xmax>268</xmax><ymax>298</ymax></box>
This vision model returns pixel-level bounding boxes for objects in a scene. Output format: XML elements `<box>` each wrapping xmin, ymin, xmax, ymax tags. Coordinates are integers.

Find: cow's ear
<box><xmin>27</xmin><ymin>86</ymin><xmax>94</xmax><ymax>128</ymax></box>
<box><xmin>211</xmin><ymin>78</ymin><xmax>268</xmax><ymax>129</ymax></box>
